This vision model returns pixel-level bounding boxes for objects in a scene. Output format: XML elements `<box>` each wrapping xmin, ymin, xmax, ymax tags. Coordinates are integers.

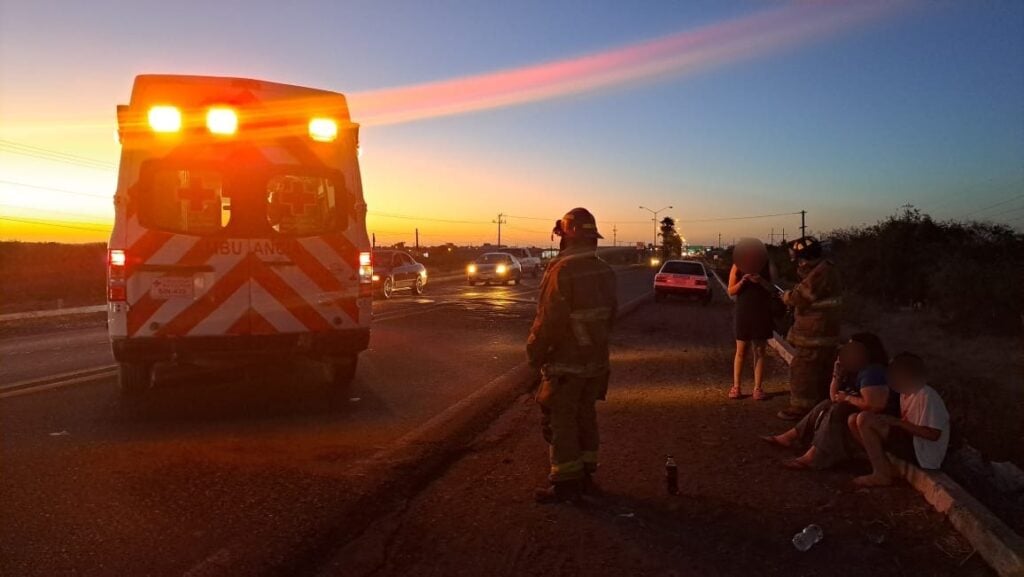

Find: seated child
<box><xmin>849</xmin><ymin>352</ymin><xmax>950</xmax><ymax>486</ymax></box>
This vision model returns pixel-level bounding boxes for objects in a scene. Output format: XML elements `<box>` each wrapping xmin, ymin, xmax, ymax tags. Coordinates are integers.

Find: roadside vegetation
<box><xmin>0</xmin><ymin>241</ymin><xmax>106</xmax><ymax>314</ymax></box>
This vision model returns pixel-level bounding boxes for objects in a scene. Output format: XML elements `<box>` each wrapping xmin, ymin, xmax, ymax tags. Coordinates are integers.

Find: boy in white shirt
<box><xmin>848</xmin><ymin>352</ymin><xmax>950</xmax><ymax>487</ymax></box>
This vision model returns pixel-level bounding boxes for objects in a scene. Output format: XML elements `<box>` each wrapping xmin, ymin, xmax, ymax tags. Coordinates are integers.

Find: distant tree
<box><xmin>659</xmin><ymin>216</ymin><xmax>682</xmax><ymax>259</ymax></box>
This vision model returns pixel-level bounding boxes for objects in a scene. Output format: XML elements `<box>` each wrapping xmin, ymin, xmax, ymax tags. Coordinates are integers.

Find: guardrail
<box><xmin>0</xmin><ymin>305</ymin><xmax>106</xmax><ymax>322</ymax></box>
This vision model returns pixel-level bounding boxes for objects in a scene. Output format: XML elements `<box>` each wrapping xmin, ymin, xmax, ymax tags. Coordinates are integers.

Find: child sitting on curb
<box><xmin>849</xmin><ymin>352</ymin><xmax>950</xmax><ymax>487</ymax></box>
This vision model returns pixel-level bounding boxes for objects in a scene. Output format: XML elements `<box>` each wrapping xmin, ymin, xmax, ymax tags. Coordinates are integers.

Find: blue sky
<box><xmin>1</xmin><ymin>1</ymin><xmax>1021</xmax><ymax>245</ymax></box>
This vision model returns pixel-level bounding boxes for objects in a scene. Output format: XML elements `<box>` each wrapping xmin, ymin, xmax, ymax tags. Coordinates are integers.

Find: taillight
<box><xmin>696</xmin><ymin>279</ymin><xmax>708</xmax><ymax>286</ymax></box>
<box><xmin>108</xmin><ymin>249</ymin><xmax>127</xmax><ymax>302</ymax></box>
<box><xmin>655</xmin><ymin>275</ymin><xmax>668</xmax><ymax>283</ymax></box>
<box><xmin>358</xmin><ymin>251</ymin><xmax>373</xmax><ymax>297</ymax></box>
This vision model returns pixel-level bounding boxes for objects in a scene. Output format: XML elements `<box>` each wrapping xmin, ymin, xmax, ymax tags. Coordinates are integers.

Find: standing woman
<box><xmin>728</xmin><ymin>238</ymin><xmax>775</xmax><ymax>400</ymax></box>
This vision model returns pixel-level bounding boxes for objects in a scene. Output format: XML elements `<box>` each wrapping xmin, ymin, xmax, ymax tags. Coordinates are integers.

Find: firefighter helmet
<box><xmin>788</xmin><ymin>236</ymin><xmax>822</xmax><ymax>261</ymax></box>
<box><xmin>552</xmin><ymin>207</ymin><xmax>603</xmax><ymax>240</ymax></box>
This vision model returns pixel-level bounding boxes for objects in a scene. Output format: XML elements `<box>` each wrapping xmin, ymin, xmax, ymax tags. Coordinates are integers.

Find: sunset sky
<box><xmin>1</xmin><ymin>1</ymin><xmax>1022</xmax><ymax>246</ymax></box>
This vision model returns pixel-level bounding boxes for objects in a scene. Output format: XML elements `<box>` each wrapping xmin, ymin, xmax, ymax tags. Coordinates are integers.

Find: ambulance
<box><xmin>107</xmin><ymin>75</ymin><xmax>372</xmax><ymax>395</ymax></box>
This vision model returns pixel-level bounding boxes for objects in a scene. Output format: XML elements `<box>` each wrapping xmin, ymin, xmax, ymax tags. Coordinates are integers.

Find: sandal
<box><xmin>728</xmin><ymin>385</ymin><xmax>742</xmax><ymax>400</ymax></box>
<box><xmin>752</xmin><ymin>387</ymin><xmax>768</xmax><ymax>401</ymax></box>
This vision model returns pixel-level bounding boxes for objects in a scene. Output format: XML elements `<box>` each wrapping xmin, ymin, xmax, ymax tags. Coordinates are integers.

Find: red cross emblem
<box><xmin>177</xmin><ymin>177</ymin><xmax>217</xmax><ymax>211</ymax></box>
<box><xmin>279</xmin><ymin>181</ymin><xmax>317</xmax><ymax>217</ymax></box>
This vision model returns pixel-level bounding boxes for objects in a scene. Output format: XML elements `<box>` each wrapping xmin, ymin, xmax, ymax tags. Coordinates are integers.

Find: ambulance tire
<box><xmin>119</xmin><ymin>362</ymin><xmax>152</xmax><ymax>396</ymax></box>
<box><xmin>326</xmin><ymin>355</ymin><xmax>358</xmax><ymax>391</ymax></box>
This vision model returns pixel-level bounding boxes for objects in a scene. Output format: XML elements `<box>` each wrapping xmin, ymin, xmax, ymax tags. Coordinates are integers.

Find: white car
<box><xmin>654</xmin><ymin>260</ymin><xmax>712</xmax><ymax>305</ymax></box>
<box><xmin>467</xmin><ymin>252</ymin><xmax>523</xmax><ymax>285</ymax></box>
<box><xmin>501</xmin><ymin>247</ymin><xmax>542</xmax><ymax>277</ymax></box>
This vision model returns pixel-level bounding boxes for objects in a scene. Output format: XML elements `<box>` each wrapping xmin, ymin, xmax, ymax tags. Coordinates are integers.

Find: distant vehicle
<box><xmin>372</xmin><ymin>250</ymin><xmax>427</xmax><ymax>299</ymax></box>
<box><xmin>501</xmin><ymin>247</ymin><xmax>542</xmax><ymax>277</ymax></box>
<box><xmin>467</xmin><ymin>252</ymin><xmax>522</xmax><ymax>286</ymax></box>
<box><xmin>654</xmin><ymin>260</ymin><xmax>712</xmax><ymax>305</ymax></box>
<box><xmin>106</xmin><ymin>74</ymin><xmax>371</xmax><ymax>396</ymax></box>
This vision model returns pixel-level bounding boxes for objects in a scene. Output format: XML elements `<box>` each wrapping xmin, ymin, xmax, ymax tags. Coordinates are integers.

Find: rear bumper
<box><xmin>111</xmin><ymin>328</ymin><xmax>371</xmax><ymax>364</ymax></box>
<box><xmin>654</xmin><ymin>284</ymin><xmax>711</xmax><ymax>297</ymax></box>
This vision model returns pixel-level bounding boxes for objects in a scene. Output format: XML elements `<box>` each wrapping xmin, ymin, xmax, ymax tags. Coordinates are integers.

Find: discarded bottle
<box><xmin>665</xmin><ymin>455</ymin><xmax>679</xmax><ymax>495</ymax></box>
<box><xmin>792</xmin><ymin>524</ymin><xmax>824</xmax><ymax>552</ymax></box>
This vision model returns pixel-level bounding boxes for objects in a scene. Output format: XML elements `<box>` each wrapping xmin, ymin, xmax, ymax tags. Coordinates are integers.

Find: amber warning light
<box><xmin>206</xmin><ymin>107</ymin><xmax>238</xmax><ymax>135</ymax></box>
<box><xmin>148</xmin><ymin>106</ymin><xmax>182</xmax><ymax>132</ymax></box>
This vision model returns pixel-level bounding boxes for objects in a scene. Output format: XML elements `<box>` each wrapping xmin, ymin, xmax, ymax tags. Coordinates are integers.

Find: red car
<box><xmin>654</xmin><ymin>260</ymin><xmax>712</xmax><ymax>304</ymax></box>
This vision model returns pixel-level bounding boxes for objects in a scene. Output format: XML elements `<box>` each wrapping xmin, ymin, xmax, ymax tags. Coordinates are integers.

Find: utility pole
<box><xmin>800</xmin><ymin>210</ymin><xmax>807</xmax><ymax>238</ymax></box>
<box><xmin>372</xmin><ymin>232</ymin><xmax>376</xmax><ymax>249</ymax></box>
<box><xmin>718</xmin><ymin>232</ymin><xmax>722</xmax><ymax>248</ymax></box>
<box><xmin>781</xmin><ymin>228</ymin><xmax>787</xmax><ymax>244</ymax></box>
<box><xmin>613</xmin><ymin>224</ymin><xmax>618</xmax><ymax>247</ymax></box>
<box><xmin>415</xmin><ymin>228</ymin><xmax>419</xmax><ymax>250</ymax></box>
<box><xmin>770</xmin><ymin>228</ymin><xmax>776</xmax><ymax>245</ymax></box>
<box><xmin>493</xmin><ymin>213</ymin><xmax>507</xmax><ymax>247</ymax></box>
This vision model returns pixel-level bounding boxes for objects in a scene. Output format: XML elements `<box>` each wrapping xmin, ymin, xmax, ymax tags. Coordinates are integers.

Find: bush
<box><xmin>827</xmin><ymin>208</ymin><xmax>1024</xmax><ymax>336</ymax></box>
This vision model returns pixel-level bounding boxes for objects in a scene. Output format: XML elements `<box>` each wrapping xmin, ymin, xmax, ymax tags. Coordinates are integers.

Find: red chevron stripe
<box><xmin>281</xmin><ymin>242</ymin><xmax>344</xmax><ymax>292</ymax></box>
<box><xmin>127</xmin><ymin>292</ymin><xmax>166</xmax><ymax>336</ymax></box>
<box><xmin>125</xmin><ymin>229</ymin><xmax>174</xmax><ymax>277</ymax></box>
<box><xmin>251</xmin><ymin>261</ymin><xmax>333</xmax><ymax>332</ymax></box>
<box><xmin>155</xmin><ymin>257</ymin><xmax>251</xmax><ymax>337</ymax></box>
<box><xmin>248</xmin><ymin>308</ymin><xmax>279</xmax><ymax>335</ymax></box>
<box><xmin>320</xmin><ymin>232</ymin><xmax>360</xmax><ymax>264</ymax></box>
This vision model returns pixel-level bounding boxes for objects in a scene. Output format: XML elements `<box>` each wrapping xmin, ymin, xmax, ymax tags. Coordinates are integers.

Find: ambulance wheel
<box><xmin>380</xmin><ymin>277</ymin><xmax>395</xmax><ymax>299</ymax></box>
<box><xmin>326</xmin><ymin>355</ymin><xmax>358</xmax><ymax>391</ymax></box>
<box><xmin>119</xmin><ymin>362</ymin><xmax>152</xmax><ymax>396</ymax></box>
<box><xmin>413</xmin><ymin>275</ymin><xmax>425</xmax><ymax>295</ymax></box>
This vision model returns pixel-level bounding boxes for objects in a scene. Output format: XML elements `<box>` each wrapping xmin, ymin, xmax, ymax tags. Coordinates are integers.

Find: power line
<box><xmin>368</xmin><ymin>211</ymin><xmax>489</xmax><ymax>225</ymax></box>
<box><xmin>0</xmin><ymin>216</ymin><xmax>110</xmax><ymax>232</ymax></box>
<box><xmin>960</xmin><ymin>193</ymin><xmax>1024</xmax><ymax>218</ymax></box>
<box><xmin>0</xmin><ymin>179</ymin><xmax>110</xmax><ymax>199</ymax></box>
<box><xmin>0</xmin><ymin>204</ymin><xmax>112</xmax><ymax>225</ymax></box>
<box><xmin>0</xmin><ymin>139</ymin><xmax>116</xmax><ymax>169</ymax></box>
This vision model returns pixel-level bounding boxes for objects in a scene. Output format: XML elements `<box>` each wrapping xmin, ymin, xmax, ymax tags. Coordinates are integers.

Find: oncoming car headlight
<box><xmin>467</xmin><ymin>264</ymin><xmax>477</xmax><ymax>274</ymax></box>
<box><xmin>495</xmin><ymin>264</ymin><xmax>508</xmax><ymax>275</ymax></box>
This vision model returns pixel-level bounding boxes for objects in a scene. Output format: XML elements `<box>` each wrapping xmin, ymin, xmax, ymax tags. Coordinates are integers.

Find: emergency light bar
<box><xmin>144</xmin><ymin>104</ymin><xmax>338</xmax><ymax>142</ymax></box>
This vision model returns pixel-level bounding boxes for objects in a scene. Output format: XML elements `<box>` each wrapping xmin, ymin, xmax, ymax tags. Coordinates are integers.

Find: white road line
<box><xmin>0</xmin><ymin>365</ymin><xmax>117</xmax><ymax>400</ymax></box>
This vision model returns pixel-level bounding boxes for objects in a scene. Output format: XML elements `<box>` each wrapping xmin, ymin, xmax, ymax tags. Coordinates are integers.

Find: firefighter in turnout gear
<box><xmin>527</xmin><ymin>208</ymin><xmax>618</xmax><ymax>503</ymax></box>
<box><xmin>777</xmin><ymin>236</ymin><xmax>842</xmax><ymax>421</ymax></box>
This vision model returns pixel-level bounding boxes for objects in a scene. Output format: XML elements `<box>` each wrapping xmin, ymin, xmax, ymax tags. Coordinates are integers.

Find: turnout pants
<box><xmin>788</xmin><ymin>346</ymin><xmax>835</xmax><ymax>411</ymax></box>
<box><xmin>536</xmin><ymin>373</ymin><xmax>607</xmax><ymax>482</ymax></box>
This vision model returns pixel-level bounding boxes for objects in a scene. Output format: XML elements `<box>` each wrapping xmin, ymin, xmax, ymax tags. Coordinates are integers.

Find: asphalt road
<box><xmin>0</xmin><ymin>267</ymin><xmax>653</xmax><ymax>577</ymax></box>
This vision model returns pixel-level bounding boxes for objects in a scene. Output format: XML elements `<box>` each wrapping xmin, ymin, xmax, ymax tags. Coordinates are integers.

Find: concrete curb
<box><xmin>184</xmin><ymin>284</ymin><xmax>652</xmax><ymax>577</ymax></box>
<box><xmin>891</xmin><ymin>456</ymin><xmax>1024</xmax><ymax>577</ymax></box>
<box><xmin>710</xmin><ymin>268</ymin><xmax>1024</xmax><ymax>577</ymax></box>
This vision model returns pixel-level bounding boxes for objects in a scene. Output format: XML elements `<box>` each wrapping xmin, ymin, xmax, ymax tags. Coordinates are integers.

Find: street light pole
<box><xmin>639</xmin><ymin>205</ymin><xmax>673</xmax><ymax>250</ymax></box>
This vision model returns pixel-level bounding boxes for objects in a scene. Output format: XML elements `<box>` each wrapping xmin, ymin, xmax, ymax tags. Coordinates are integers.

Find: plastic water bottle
<box><xmin>665</xmin><ymin>455</ymin><xmax>679</xmax><ymax>495</ymax></box>
<box><xmin>792</xmin><ymin>524</ymin><xmax>824</xmax><ymax>552</ymax></box>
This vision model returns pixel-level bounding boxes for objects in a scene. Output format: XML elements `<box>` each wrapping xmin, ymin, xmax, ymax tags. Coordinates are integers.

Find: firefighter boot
<box><xmin>534</xmin><ymin>479</ymin><xmax>583</xmax><ymax>504</ymax></box>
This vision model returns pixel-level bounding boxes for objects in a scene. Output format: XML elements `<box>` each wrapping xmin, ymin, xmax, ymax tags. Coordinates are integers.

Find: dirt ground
<box><xmin>317</xmin><ymin>297</ymin><xmax>992</xmax><ymax>577</ymax></box>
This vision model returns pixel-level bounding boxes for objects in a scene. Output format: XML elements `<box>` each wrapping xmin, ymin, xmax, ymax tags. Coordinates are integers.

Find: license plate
<box><xmin>150</xmin><ymin>276</ymin><xmax>194</xmax><ymax>299</ymax></box>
